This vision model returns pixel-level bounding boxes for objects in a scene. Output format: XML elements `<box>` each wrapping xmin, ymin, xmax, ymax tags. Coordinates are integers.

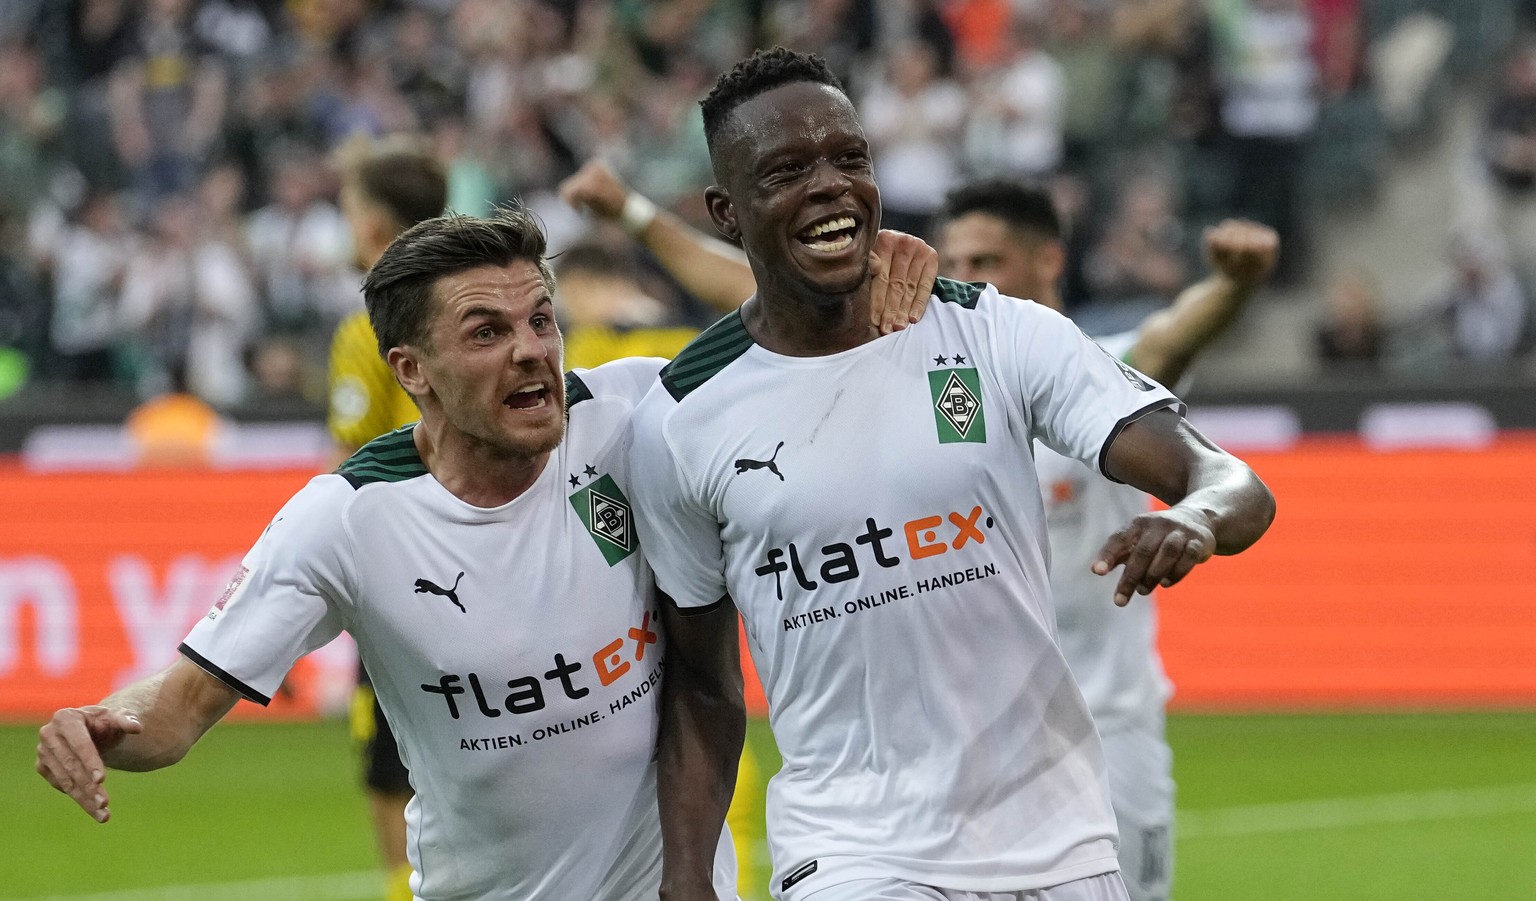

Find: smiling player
<box><xmin>627</xmin><ymin>48</ymin><xmax>1276</xmax><ymax>901</ymax></box>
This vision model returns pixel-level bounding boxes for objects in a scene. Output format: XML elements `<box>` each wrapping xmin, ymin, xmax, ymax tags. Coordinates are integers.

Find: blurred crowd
<box><xmin>0</xmin><ymin>0</ymin><xmax>1533</xmax><ymax>410</ymax></box>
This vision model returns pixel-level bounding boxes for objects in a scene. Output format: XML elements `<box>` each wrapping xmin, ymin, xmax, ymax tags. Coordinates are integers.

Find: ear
<box><xmin>1038</xmin><ymin>239</ymin><xmax>1066</xmax><ymax>285</ymax></box>
<box><xmin>705</xmin><ymin>185</ymin><xmax>739</xmax><ymax>243</ymax></box>
<box><xmin>387</xmin><ymin>345</ymin><xmax>430</xmax><ymax>399</ymax></box>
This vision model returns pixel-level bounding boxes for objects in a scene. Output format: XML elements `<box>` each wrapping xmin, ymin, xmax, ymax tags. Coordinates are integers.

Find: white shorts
<box><xmin>798</xmin><ymin>872</ymin><xmax>1129</xmax><ymax>901</ymax></box>
<box><xmin>1100</xmin><ymin>716</ymin><xmax>1175</xmax><ymax>901</ymax></box>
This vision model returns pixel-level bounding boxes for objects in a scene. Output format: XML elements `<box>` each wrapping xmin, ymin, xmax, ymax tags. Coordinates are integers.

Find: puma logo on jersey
<box><xmin>415</xmin><ymin>572</ymin><xmax>466</xmax><ymax>613</ymax></box>
<box><xmin>734</xmin><ymin>441</ymin><xmax>785</xmax><ymax>481</ymax></box>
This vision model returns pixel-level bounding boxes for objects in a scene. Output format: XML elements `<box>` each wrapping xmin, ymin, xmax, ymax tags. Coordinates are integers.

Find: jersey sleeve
<box><xmin>627</xmin><ymin>389</ymin><xmax>729</xmax><ymax>610</ymax></box>
<box><xmin>328</xmin><ymin>313</ymin><xmax>415</xmax><ymax>450</ymax></box>
<box><xmin>179</xmin><ymin>476</ymin><xmax>355</xmax><ymax>705</ymax></box>
<box><xmin>991</xmin><ymin>292</ymin><xmax>1182</xmax><ymax>481</ymax></box>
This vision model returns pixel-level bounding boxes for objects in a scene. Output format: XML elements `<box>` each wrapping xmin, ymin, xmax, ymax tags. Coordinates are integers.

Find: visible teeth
<box><xmin>804</xmin><ymin>216</ymin><xmax>855</xmax><ymax>238</ymax></box>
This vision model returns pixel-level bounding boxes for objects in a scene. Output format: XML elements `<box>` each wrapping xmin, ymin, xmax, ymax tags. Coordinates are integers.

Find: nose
<box><xmin>806</xmin><ymin>159</ymin><xmax>851</xmax><ymax>200</ymax></box>
<box><xmin>508</xmin><ymin>322</ymin><xmax>554</xmax><ymax>367</ymax></box>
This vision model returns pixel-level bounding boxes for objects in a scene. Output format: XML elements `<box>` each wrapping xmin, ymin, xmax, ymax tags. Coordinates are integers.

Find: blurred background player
<box><xmin>563</xmin><ymin>161</ymin><xmax>1276</xmax><ymax>901</ymax></box>
<box><xmin>327</xmin><ymin>137</ymin><xmax>447</xmax><ymax>901</ymax></box>
<box><xmin>939</xmin><ymin>179</ymin><xmax>1278</xmax><ymax>901</ymax></box>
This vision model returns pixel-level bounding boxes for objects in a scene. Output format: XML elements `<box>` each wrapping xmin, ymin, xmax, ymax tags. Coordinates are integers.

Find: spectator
<box><xmin>39</xmin><ymin>190</ymin><xmax>137</xmax><ymax>384</ymax></box>
<box><xmin>118</xmin><ymin>194</ymin><xmax>257</xmax><ymax>406</ymax></box>
<box><xmin>1433</xmin><ymin>231</ymin><xmax>1530</xmax><ymax>366</ymax></box>
<box><xmin>962</xmin><ymin>11</ymin><xmax>1065</xmax><ymax>179</ymax></box>
<box><xmin>1211</xmin><ymin>0</ymin><xmax>1319</xmax><ymax>284</ymax></box>
<box><xmin>1083</xmin><ymin>170</ymin><xmax>1188</xmax><ymax>303</ymax></box>
<box><xmin>859</xmin><ymin>39</ymin><xmax>967</xmax><ymax>235</ymax></box>
<box><xmin>245</xmin><ymin>150</ymin><xmax>351</xmax><ymax>334</ymax></box>
<box><xmin>1315</xmin><ymin>266</ymin><xmax>1384</xmax><ymax>368</ymax></box>
<box><xmin>108</xmin><ymin>0</ymin><xmax>229</xmax><ymax>201</ymax></box>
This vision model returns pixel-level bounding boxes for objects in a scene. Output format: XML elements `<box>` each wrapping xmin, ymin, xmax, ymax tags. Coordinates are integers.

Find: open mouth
<box><xmin>797</xmin><ymin>215</ymin><xmax>859</xmax><ymax>254</ymax></box>
<box><xmin>504</xmin><ymin>385</ymin><xmax>551</xmax><ymax>411</ymax></box>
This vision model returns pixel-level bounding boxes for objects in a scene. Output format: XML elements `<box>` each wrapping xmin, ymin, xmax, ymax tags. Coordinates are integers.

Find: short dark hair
<box><xmin>363</xmin><ymin>208</ymin><xmax>555</xmax><ymax>356</ymax></box>
<box><xmin>343</xmin><ymin>140</ymin><xmax>448</xmax><ymax>229</ymax></box>
<box><xmin>942</xmin><ymin>178</ymin><xmax>1063</xmax><ymax>242</ymax></box>
<box><xmin>701</xmin><ymin>47</ymin><xmax>846</xmax><ymax>153</ymax></box>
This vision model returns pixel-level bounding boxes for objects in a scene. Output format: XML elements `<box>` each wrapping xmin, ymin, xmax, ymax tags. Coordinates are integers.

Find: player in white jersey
<box><xmin>554</xmin><ymin>163</ymin><xmax>1277</xmax><ymax>901</ymax></box>
<box><xmin>627</xmin><ymin>48</ymin><xmax>1275</xmax><ymax>901</ymax></box>
<box><xmin>940</xmin><ymin>180</ymin><xmax>1278</xmax><ymax>901</ymax></box>
<box><xmin>34</xmin><ymin>210</ymin><xmax>737</xmax><ymax>901</ymax></box>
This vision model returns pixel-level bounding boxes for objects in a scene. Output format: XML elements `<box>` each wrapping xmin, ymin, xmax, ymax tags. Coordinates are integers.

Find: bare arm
<box><xmin>558</xmin><ymin>161</ymin><xmax>757</xmax><ymax>311</ymax></box>
<box><xmin>1128</xmin><ymin>219</ymin><xmax>1278</xmax><ymax>386</ymax></box>
<box><xmin>1095</xmin><ymin>408</ymin><xmax>1276</xmax><ymax>606</ymax></box>
<box><xmin>558</xmin><ymin>160</ymin><xmax>936</xmax><ymax>330</ymax></box>
<box><xmin>656</xmin><ymin>591</ymin><xmax>745</xmax><ymax>901</ymax></box>
<box><xmin>36</xmin><ymin>656</ymin><xmax>240</xmax><ymax>822</ymax></box>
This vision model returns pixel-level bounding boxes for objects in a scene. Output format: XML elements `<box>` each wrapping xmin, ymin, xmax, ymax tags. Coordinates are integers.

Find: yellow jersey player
<box><xmin>329</xmin><ymin>137</ymin><xmax>447</xmax><ymax>901</ymax></box>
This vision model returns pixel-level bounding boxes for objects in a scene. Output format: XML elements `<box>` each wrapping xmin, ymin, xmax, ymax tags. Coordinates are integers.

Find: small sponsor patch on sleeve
<box><xmin>208</xmin><ymin>565</ymin><xmax>250</xmax><ymax>620</ymax></box>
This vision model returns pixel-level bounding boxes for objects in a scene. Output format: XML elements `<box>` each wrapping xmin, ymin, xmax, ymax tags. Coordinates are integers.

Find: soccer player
<box><xmin>941</xmin><ymin>181</ymin><xmax>1278</xmax><ymax>901</ymax></box>
<box><xmin>328</xmin><ymin>138</ymin><xmax>449</xmax><ymax>901</ymax></box>
<box><xmin>626</xmin><ymin>47</ymin><xmax>1275</xmax><ymax>901</ymax></box>
<box><xmin>36</xmin><ymin>210</ymin><xmax>738</xmax><ymax>901</ymax></box>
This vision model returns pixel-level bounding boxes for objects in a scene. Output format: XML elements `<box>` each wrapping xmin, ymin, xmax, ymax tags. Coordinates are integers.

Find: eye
<box><xmin>531</xmin><ymin>314</ymin><xmax>552</xmax><ymax>331</ymax></box>
<box><xmin>473</xmin><ymin>325</ymin><xmax>496</xmax><ymax>341</ymax></box>
<box><xmin>837</xmin><ymin>148</ymin><xmax>870</xmax><ymax>168</ymax></box>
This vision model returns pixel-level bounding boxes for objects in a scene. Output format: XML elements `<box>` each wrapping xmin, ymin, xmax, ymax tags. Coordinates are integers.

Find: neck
<box><xmin>742</xmin><ymin>278</ymin><xmax>880</xmax><ymax>357</ymax></box>
<box><xmin>413</xmin><ymin>417</ymin><xmax>548</xmax><ymax>508</ymax></box>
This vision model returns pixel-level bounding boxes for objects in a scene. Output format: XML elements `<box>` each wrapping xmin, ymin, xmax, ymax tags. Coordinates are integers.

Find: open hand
<box><xmin>868</xmin><ymin>229</ymin><xmax>939</xmax><ymax>335</ymax></box>
<box><xmin>36</xmin><ymin>706</ymin><xmax>144</xmax><ymax>822</ymax></box>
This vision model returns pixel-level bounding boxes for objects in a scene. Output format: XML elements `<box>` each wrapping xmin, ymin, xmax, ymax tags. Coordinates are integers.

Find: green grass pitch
<box><xmin>7</xmin><ymin>712</ymin><xmax>1535</xmax><ymax>900</ymax></box>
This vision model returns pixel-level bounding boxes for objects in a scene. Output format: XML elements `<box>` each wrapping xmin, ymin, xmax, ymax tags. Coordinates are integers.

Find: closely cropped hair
<box><xmin>364</xmin><ymin>208</ymin><xmax>555</xmax><ymax>357</ymax></box>
<box><xmin>339</xmin><ymin>136</ymin><xmax>448</xmax><ymax>229</ymax></box>
<box><xmin>701</xmin><ymin>47</ymin><xmax>846</xmax><ymax>152</ymax></box>
<box><xmin>942</xmin><ymin>179</ymin><xmax>1063</xmax><ymax>242</ymax></box>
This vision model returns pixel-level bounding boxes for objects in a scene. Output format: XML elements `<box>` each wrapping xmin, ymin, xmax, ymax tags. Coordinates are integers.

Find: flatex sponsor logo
<box><xmin>753</xmin><ymin>503</ymin><xmax>998</xmax><ymax>604</ymax></box>
<box><xmin>419</xmin><ymin>610</ymin><xmax>659</xmax><ymax>720</ymax></box>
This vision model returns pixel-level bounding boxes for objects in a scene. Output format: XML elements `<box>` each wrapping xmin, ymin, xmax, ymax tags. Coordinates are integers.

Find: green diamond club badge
<box><xmin>569</xmin><ymin>473</ymin><xmax>639</xmax><ymax>565</ymax></box>
<box><xmin>928</xmin><ymin>367</ymin><xmax>987</xmax><ymax>444</ymax></box>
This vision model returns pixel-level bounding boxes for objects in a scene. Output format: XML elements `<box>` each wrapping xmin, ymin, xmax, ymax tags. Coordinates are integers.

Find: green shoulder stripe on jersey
<box><xmin>933</xmin><ymin>276</ymin><xmax>983</xmax><ymax>308</ymax></box>
<box><xmin>337</xmin><ymin>426</ymin><xmax>427</xmax><ymax>488</ymax></box>
<box><xmin>659</xmin><ymin>311</ymin><xmax>754</xmax><ymax>401</ymax></box>
<box><xmin>565</xmin><ymin>371</ymin><xmax>592</xmax><ymax>408</ymax></box>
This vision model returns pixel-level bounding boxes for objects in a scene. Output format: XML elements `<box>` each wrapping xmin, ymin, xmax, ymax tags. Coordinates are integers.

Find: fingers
<box><xmin>869</xmin><ymin>230</ymin><xmax>938</xmax><ymax>334</ymax></box>
<box><xmin>36</xmin><ymin>708</ymin><xmax>140</xmax><ymax>823</ymax></box>
<box><xmin>1093</xmin><ymin>515</ymin><xmax>1217</xmax><ymax>606</ymax></box>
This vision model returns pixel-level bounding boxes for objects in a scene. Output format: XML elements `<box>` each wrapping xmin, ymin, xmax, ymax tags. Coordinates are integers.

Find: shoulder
<box><xmin>932</xmin><ymin>276</ymin><xmax>989</xmax><ymax>311</ymax></box>
<box><xmin>658</xmin><ymin>310</ymin><xmax>754</xmax><ymax>402</ymax></box>
<box><xmin>1091</xmin><ymin>329</ymin><xmax>1140</xmax><ymax>363</ymax></box>
<box><xmin>566</xmin><ymin>356</ymin><xmax>667</xmax><ymax>410</ymax></box>
<box><xmin>336</xmin><ymin>425</ymin><xmax>429</xmax><ymax>489</ymax></box>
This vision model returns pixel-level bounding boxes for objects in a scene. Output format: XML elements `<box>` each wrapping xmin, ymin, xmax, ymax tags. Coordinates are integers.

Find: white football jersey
<box><xmin>1033</xmin><ymin>330</ymin><xmax>1173</xmax><ymax>736</ymax></box>
<box><xmin>629</xmin><ymin>280</ymin><xmax>1181</xmax><ymax>898</ymax></box>
<box><xmin>181</xmin><ymin>357</ymin><xmax>735</xmax><ymax>901</ymax></box>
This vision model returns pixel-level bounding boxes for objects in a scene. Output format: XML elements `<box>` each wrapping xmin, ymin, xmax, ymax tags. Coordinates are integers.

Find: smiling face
<box><xmin>391</xmin><ymin>260</ymin><xmax>566</xmax><ymax>462</ymax></box>
<box><xmin>706</xmin><ymin>81</ymin><xmax>881</xmax><ymax>303</ymax></box>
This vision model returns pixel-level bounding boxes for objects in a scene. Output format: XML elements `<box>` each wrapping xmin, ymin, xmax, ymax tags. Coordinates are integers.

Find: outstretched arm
<box><xmin>559</xmin><ymin>160</ymin><xmax>757</xmax><ymax>312</ymax></box>
<box><xmin>1095</xmin><ymin>408</ymin><xmax>1276</xmax><ymax>607</ymax></box>
<box><xmin>1128</xmin><ymin>219</ymin><xmax>1279</xmax><ymax>386</ymax></box>
<box><xmin>36</xmin><ymin>656</ymin><xmax>240</xmax><ymax>822</ymax></box>
<box><xmin>656</xmin><ymin>591</ymin><xmax>745</xmax><ymax>901</ymax></box>
<box><xmin>558</xmin><ymin>160</ymin><xmax>936</xmax><ymax>332</ymax></box>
